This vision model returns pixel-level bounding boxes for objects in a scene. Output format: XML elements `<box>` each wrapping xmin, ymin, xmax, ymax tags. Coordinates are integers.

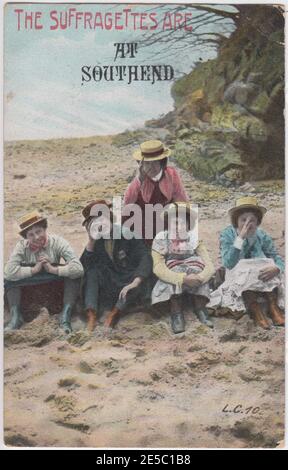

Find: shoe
<box><xmin>59</xmin><ymin>304</ymin><xmax>72</xmax><ymax>334</ymax></box>
<box><xmin>170</xmin><ymin>312</ymin><xmax>185</xmax><ymax>334</ymax></box>
<box><xmin>4</xmin><ymin>306</ymin><xmax>24</xmax><ymax>331</ymax></box>
<box><xmin>250</xmin><ymin>302</ymin><xmax>271</xmax><ymax>330</ymax></box>
<box><xmin>195</xmin><ymin>309</ymin><xmax>214</xmax><ymax>328</ymax></box>
<box><xmin>104</xmin><ymin>307</ymin><xmax>120</xmax><ymax>329</ymax></box>
<box><xmin>266</xmin><ymin>292</ymin><xmax>285</xmax><ymax>327</ymax></box>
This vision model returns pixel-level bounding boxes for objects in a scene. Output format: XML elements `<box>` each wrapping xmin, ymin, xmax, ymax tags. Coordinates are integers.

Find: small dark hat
<box><xmin>82</xmin><ymin>199</ymin><xmax>112</xmax><ymax>226</ymax></box>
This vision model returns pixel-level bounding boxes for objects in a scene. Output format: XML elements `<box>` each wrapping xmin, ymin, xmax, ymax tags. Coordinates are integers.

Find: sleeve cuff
<box><xmin>233</xmin><ymin>236</ymin><xmax>244</xmax><ymax>250</ymax></box>
<box><xmin>20</xmin><ymin>266</ymin><xmax>33</xmax><ymax>278</ymax></box>
<box><xmin>177</xmin><ymin>272</ymin><xmax>186</xmax><ymax>288</ymax></box>
<box><xmin>57</xmin><ymin>265</ymin><xmax>70</xmax><ymax>277</ymax></box>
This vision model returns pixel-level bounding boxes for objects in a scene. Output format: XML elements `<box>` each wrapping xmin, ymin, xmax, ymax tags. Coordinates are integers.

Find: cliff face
<box><xmin>147</xmin><ymin>6</ymin><xmax>284</xmax><ymax>184</ymax></box>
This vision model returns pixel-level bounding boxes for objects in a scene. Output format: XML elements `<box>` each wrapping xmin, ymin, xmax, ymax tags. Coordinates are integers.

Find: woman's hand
<box><xmin>84</xmin><ymin>225</ymin><xmax>96</xmax><ymax>251</ymax></box>
<box><xmin>31</xmin><ymin>261</ymin><xmax>44</xmax><ymax>275</ymax></box>
<box><xmin>183</xmin><ymin>273</ymin><xmax>202</xmax><ymax>288</ymax></box>
<box><xmin>86</xmin><ymin>238</ymin><xmax>96</xmax><ymax>252</ymax></box>
<box><xmin>238</xmin><ymin>217</ymin><xmax>254</xmax><ymax>240</ymax></box>
<box><xmin>118</xmin><ymin>277</ymin><xmax>142</xmax><ymax>301</ymax></box>
<box><xmin>258</xmin><ymin>265</ymin><xmax>280</xmax><ymax>282</ymax></box>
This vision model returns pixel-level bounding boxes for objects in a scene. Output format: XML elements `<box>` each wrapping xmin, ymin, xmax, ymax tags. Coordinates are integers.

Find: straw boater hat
<box><xmin>18</xmin><ymin>210</ymin><xmax>47</xmax><ymax>236</ymax></box>
<box><xmin>133</xmin><ymin>140</ymin><xmax>171</xmax><ymax>161</ymax></box>
<box><xmin>160</xmin><ymin>202</ymin><xmax>198</xmax><ymax>222</ymax></box>
<box><xmin>82</xmin><ymin>199</ymin><xmax>112</xmax><ymax>226</ymax></box>
<box><xmin>228</xmin><ymin>196</ymin><xmax>267</xmax><ymax>223</ymax></box>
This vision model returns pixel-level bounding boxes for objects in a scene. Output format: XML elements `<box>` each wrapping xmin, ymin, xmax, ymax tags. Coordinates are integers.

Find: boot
<box><xmin>59</xmin><ymin>304</ymin><xmax>73</xmax><ymax>334</ymax></box>
<box><xmin>249</xmin><ymin>301</ymin><xmax>271</xmax><ymax>330</ymax></box>
<box><xmin>266</xmin><ymin>292</ymin><xmax>285</xmax><ymax>327</ymax></box>
<box><xmin>104</xmin><ymin>306</ymin><xmax>121</xmax><ymax>329</ymax></box>
<box><xmin>86</xmin><ymin>308</ymin><xmax>97</xmax><ymax>332</ymax></box>
<box><xmin>170</xmin><ymin>312</ymin><xmax>185</xmax><ymax>334</ymax></box>
<box><xmin>5</xmin><ymin>305</ymin><xmax>24</xmax><ymax>331</ymax></box>
<box><xmin>195</xmin><ymin>308</ymin><xmax>214</xmax><ymax>329</ymax></box>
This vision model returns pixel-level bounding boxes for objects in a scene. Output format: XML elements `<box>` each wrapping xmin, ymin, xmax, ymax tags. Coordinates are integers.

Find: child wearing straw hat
<box><xmin>4</xmin><ymin>210</ymin><xmax>83</xmax><ymax>333</ymax></box>
<box><xmin>208</xmin><ymin>197</ymin><xmax>285</xmax><ymax>329</ymax></box>
<box><xmin>151</xmin><ymin>202</ymin><xmax>215</xmax><ymax>334</ymax></box>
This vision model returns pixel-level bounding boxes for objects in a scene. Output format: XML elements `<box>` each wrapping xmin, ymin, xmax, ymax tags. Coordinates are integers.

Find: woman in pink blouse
<box><xmin>124</xmin><ymin>140</ymin><xmax>188</xmax><ymax>245</ymax></box>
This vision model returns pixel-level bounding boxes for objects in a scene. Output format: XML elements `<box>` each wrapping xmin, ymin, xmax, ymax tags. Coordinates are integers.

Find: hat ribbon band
<box><xmin>20</xmin><ymin>216</ymin><xmax>42</xmax><ymax>230</ymax></box>
<box><xmin>141</xmin><ymin>148</ymin><xmax>165</xmax><ymax>158</ymax></box>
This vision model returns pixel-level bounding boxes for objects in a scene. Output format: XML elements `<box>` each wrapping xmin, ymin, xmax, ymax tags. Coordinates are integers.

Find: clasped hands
<box><xmin>31</xmin><ymin>256</ymin><xmax>59</xmax><ymax>276</ymax></box>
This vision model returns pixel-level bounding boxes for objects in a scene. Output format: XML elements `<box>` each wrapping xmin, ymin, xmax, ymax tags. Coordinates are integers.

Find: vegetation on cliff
<box><xmin>146</xmin><ymin>5</ymin><xmax>284</xmax><ymax>184</ymax></box>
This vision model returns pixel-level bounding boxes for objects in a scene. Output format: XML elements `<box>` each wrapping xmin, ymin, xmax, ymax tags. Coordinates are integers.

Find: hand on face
<box><xmin>140</xmin><ymin>161</ymin><xmax>161</xmax><ymax>181</ymax></box>
<box><xmin>137</xmin><ymin>163</ymin><xmax>146</xmax><ymax>183</ymax></box>
<box><xmin>237</xmin><ymin>212</ymin><xmax>258</xmax><ymax>239</ymax></box>
<box><xmin>86</xmin><ymin>216</ymin><xmax>112</xmax><ymax>241</ymax></box>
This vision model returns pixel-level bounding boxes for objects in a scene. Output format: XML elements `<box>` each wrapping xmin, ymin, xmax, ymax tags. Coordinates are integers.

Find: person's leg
<box><xmin>192</xmin><ymin>295</ymin><xmax>214</xmax><ymax>328</ymax></box>
<box><xmin>104</xmin><ymin>296</ymin><xmax>125</xmax><ymax>329</ymax></box>
<box><xmin>242</xmin><ymin>290</ymin><xmax>270</xmax><ymax>329</ymax></box>
<box><xmin>104</xmin><ymin>278</ymin><xmax>153</xmax><ymax>329</ymax></box>
<box><xmin>59</xmin><ymin>278</ymin><xmax>82</xmax><ymax>334</ymax></box>
<box><xmin>83</xmin><ymin>267</ymin><xmax>101</xmax><ymax>332</ymax></box>
<box><xmin>5</xmin><ymin>286</ymin><xmax>24</xmax><ymax>331</ymax></box>
<box><xmin>265</xmin><ymin>288</ymin><xmax>285</xmax><ymax>327</ymax></box>
<box><xmin>4</xmin><ymin>275</ymin><xmax>60</xmax><ymax>331</ymax></box>
<box><xmin>170</xmin><ymin>294</ymin><xmax>185</xmax><ymax>334</ymax></box>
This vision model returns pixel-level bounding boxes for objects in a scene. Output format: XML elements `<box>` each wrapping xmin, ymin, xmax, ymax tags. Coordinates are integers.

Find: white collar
<box><xmin>151</xmin><ymin>170</ymin><xmax>163</xmax><ymax>182</ymax></box>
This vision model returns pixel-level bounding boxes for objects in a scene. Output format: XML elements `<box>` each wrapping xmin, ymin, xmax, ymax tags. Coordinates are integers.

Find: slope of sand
<box><xmin>3</xmin><ymin>135</ymin><xmax>285</xmax><ymax>448</ymax></box>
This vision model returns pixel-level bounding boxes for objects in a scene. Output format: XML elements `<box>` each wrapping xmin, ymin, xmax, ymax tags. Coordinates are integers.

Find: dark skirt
<box><xmin>4</xmin><ymin>273</ymin><xmax>65</xmax><ymax>320</ymax></box>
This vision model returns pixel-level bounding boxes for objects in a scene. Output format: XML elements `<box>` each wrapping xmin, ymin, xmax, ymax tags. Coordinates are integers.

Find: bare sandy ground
<box><xmin>3</xmin><ymin>135</ymin><xmax>285</xmax><ymax>448</ymax></box>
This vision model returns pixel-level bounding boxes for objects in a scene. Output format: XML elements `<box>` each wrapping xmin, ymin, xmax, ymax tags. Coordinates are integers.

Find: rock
<box><xmin>230</xmin><ymin>420</ymin><xmax>279</xmax><ymax>448</ymax></box>
<box><xmin>49</xmin><ymin>395</ymin><xmax>77</xmax><ymax>412</ymax></box>
<box><xmin>53</xmin><ymin>420</ymin><xmax>90</xmax><ymax>434</ymax></box>
<box><xmin>187</xmin><ymin>351</ymin><xmax>222</xmax><ymax>369</ymax></box>
<box><xmin>79</xmin><ymin>361</ymin><xmax>94</xmax><ymax>374</ymax></box>
<box><xmin>218</xmin><ymin>328</ymin><xmax>239</xmax><ymax>343</ymax></box>
<box><xmin>173</xmin><ymin>138</ymin><xmax>244</xmax><ymax>181</ymax></box>
<box><xmin>137</xmin><ymin>390</ymin><xmax>164</xmax><ymax>401</ymax></box>
<box><xmin>13</xmin><ymin>174</ymin><xmax>27</xmax><ymax>180</ymax></box>
<box><xmin>58</xmin><ymin>377</ymin><xmax>78</xmax><ymax>388</ymax></box>
<box><xmin>150</xmin><ymin>371</ymin><xmax>162</xmax><ymax>381</ymax></box>
<box><xmin>5</xmin><ymin>433</ymin><xmax>36</xmax><ymax>447</ymax></box>
<box><xmin>238</xmin><ymin>366</ymin><xmax>269</xmax><ymax>382</ymax></box>
<box><xmin>187</xmin><ymin>342</ymin><xmax>204</xmax><ymax>352</ymax></box>
<box><xmin>239</xmin><ymin>182</ymin><xmax>256</xmax><ymax>192</ymax></box>
<box><xmin>68</xmin><ymin>331</ymin><xmax>91</xmax><ymax>347</ymax></box>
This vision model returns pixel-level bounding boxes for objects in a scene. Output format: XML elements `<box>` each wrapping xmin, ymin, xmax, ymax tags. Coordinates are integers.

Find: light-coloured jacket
<box><xmin>4</xmin><ymin>234</ymin><xmax>83</xmax><ymax>281</ymax></box>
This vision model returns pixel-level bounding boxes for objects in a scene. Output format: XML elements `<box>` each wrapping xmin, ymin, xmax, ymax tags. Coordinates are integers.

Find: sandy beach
<box><xmin>3</xmin><ymin>135</ymin><xmax>285</xmax><ymax>448</ymax></box>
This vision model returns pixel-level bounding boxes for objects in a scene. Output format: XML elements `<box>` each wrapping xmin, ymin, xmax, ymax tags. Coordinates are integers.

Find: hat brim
<box><xmin>228</xmin><ymin>204</ymin><xmax>267</xmax><ymax>219</ymax></box>
<box><xmin>133</xmin><ymin>148</ymin><xmax>171</xmax><ymax>161</ymax></box>
<box><xmin>19</xmin><ymin>217</ymin><xmax>47</xmax><ymax>235</ymax></box>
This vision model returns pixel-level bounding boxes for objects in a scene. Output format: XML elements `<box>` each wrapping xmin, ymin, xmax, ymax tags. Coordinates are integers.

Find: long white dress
<box><xmin>208</xmin><ymin>258</ymin><xmax>284</xmax><ymax>311</ymax></box>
